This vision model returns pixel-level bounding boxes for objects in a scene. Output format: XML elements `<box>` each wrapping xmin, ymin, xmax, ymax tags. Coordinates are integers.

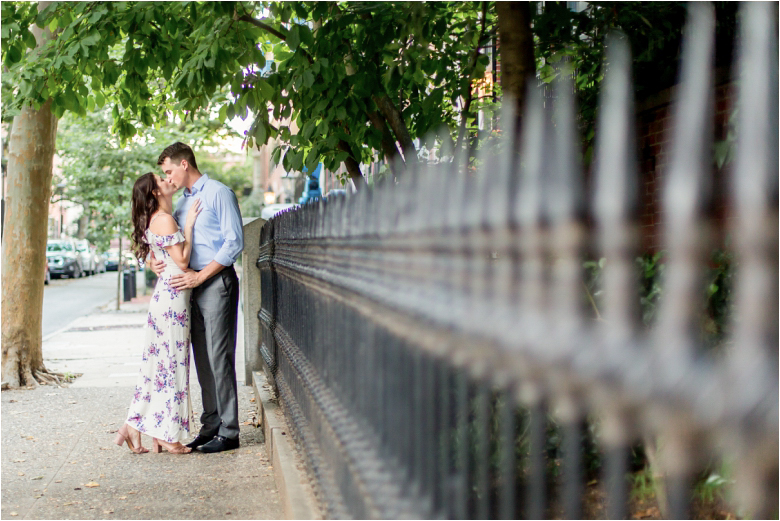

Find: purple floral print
<box><xmin>124</xmin><ymin>228</ymin><xmax>192</xmax><ymax>443</ymax></box>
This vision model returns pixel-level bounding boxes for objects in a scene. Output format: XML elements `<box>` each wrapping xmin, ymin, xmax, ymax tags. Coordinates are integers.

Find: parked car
<box><xmin>124</xmin><ymin>252</ymin><xmax>139</xmax><ymax>272</ymax></box>
<box><xmin>94</xmin><ymin>249</ymin><xmax>106</xmax><ymax>273</ymax></box>
<box><xmin>105</xmin><ymin>249</ymin><xmax>137</xmax><ymax>272</ymax></box>
<box><xmin>46</xmin><ymin>238</ymin><xmax>83</xmax><ymax>279</ymax></box>
<box><xmin>74</xmin><ymin>239</ymin><xmax>96</xmax><ymax>276</ymax></box>
<box><xmin>105</xmin><ymin>249</ymin><xmax>123</xmax><ymax>271</ymax></box>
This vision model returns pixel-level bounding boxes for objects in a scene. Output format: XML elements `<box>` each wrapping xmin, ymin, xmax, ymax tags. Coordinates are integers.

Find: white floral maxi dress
<box><xmin>125</xmin><ymin>230</ymin><xmax>193</xmax><ymax>443</ymax></box>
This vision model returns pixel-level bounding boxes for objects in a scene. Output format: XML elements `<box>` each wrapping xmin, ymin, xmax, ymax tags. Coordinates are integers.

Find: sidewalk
<box><xmin>1</xmin><ymin>295</ymin><xmax>284</xmax><ymax>520</ymax></box>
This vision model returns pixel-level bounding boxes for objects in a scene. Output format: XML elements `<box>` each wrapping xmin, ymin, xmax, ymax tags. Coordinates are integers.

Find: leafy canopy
<box><xmin>55</xmin><ymin>108</ymin><xmax>237</xmax><ymax>251</ymax></box>
<box><xmin>2</xmin><ymin>1</ymin><xmax>497</xmax><ymax>183</ymax></box>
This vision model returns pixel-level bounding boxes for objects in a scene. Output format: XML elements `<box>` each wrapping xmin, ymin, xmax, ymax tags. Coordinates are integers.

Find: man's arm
<box><xmin>170</xmin><ymin>186</ymin><xmax>243</xmax><ymax>290</ymax></box>
<box><xmin>170</xmin><ymin>260</ymin><xmax>225</xmax><ymax>289</ymax></box>
<box><xmin>211</xmin><ymin>187</ymin><xmax>244</xmax><ymax>267</ymax></box>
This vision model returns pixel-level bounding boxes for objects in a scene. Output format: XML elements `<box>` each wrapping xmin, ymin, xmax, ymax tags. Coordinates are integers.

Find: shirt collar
<box><xmin>184</xmin><ymin>174</ymin><xmax>209</xmax><ymax>197</ymax></box>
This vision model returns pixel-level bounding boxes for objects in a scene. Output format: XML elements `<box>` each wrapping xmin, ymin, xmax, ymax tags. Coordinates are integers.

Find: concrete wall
<box><xmin>241</xmin><ymin>216</ymin><xmax>266</xmax><ymax>384</ymax></box>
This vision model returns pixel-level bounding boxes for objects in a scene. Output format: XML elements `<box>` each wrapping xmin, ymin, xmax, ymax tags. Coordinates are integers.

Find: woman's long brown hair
<box><xmin>130</xmin><ymin>172</ymin><xmax>159</xmax><ymax>262</ymax></box>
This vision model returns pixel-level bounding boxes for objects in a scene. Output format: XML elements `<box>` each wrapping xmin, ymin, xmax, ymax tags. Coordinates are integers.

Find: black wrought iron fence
<box><xmin>255</xmin><ymin>3</ymin><xmax>777</xmax><ymax>519</ymax></box>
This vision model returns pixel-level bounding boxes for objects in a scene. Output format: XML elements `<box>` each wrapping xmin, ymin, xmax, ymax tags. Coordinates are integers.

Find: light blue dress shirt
<box><xmin>173</xmin><ymin>174</ymin><xmax>244</xmax><ymax>270</ymax></box>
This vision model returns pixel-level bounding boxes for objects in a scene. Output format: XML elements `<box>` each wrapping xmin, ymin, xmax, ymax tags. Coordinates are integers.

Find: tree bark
<box><xmin>337</xmin><ymin>141</ymin><xmax>367</xmax><ymax>189</ymax></box>
<box><xmin>496</xmin><ymin>1</ymin><xmax>535</xmax><ymax>124</ymax></box>
<box><xmin>373</xmin><ymin>94</ymin><xmax>417</xmax><ymax>167</ymax></box>
<box><xmin>2</xmin><ymin>1</ymin><xmax>60</xmax><ymax>388</ymax></box>
<box><xmin>366</xmin><ymin>110</ymin><xmax>403</xmax><ymax>176</ymax></box>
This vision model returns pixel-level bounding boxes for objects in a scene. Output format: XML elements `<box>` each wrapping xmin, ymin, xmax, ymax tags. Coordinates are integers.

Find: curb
<box><xmin>252</xmin><ymin>371</ymin><xmax>319</xmax><ymax>520</ymax></box>
<box><xmin>41</xmin><ymin>298</ymin><xmax>144</xmax><ymax>342</ymax></box>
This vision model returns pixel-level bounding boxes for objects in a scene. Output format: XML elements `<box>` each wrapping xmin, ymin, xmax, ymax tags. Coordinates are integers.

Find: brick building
<box><xmin>636</xmin><ymin>69</ymin><xmax>735</xmax><ymax>252</ymax></box>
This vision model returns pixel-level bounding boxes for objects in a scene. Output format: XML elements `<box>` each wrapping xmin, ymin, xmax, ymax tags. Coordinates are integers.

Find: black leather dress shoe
<box><xmin>197</xmin><ymin>435</ymin><xmax>239</xmax><ymax>453</ymax></box>
<box><xmin>185</xmin><ymin>434</ymin><xmax>215</xmax><ymax>450</ymax></box>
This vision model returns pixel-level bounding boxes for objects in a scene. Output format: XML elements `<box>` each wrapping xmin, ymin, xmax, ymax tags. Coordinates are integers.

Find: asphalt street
<box><xmin>43</xmin><ymin>271</ymin><xmax>141</xmax><ymax>338</ymax></box>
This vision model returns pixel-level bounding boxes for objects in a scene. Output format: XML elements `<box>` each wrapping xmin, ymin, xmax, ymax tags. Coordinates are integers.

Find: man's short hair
<box><xmin>157</xmin><ymin>142</ymin><xmax>198</xmax><ymax>171</ymax></box>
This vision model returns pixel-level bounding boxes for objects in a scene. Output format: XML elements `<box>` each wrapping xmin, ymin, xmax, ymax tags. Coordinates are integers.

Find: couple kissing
<box><xmin>114</xmin><ymin>142</ymin><xmax>244</xmax><ymax>455</ymax></box>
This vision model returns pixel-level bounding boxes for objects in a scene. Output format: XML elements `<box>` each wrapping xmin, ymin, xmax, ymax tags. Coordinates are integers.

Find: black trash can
<box><xmin>130</xmin><ymin>270</ymin><xmax>137</xmax><ymax>299</ymax></box>
<box><xmin>123</xmin><ymin>271</ymin><xmax>133</xmax><ymax>302</ymax></box>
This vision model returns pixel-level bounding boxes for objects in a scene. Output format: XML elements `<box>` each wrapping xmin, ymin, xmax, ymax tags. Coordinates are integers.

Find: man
<box><xmin>151</xmin><ymin>142</ymin><xmax>244</xmax><ymax>453</ymax></box>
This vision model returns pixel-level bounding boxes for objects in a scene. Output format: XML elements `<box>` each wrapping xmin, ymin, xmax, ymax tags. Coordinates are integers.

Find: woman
<box><xmin>114</xmin><ymin>172</ymin><xmax>201</xmax><ymax>454</ymax></box>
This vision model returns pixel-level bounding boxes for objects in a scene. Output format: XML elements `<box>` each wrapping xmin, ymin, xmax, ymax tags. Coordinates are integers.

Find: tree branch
<box><xmin>366</xmin><ymin>110</ymin><xmax>403</xmax><ymax>176</ymax></box>
<box><xmin>236</xmin><ymin>13</ymin><xmax>315</xmax><ymax>65</ymax></box>
<box><xmin>236</xmin><ymin>14</ymin><xmax>287</xmax><ymax>42</ymax></box>
<box><xmin>338</xmin><ymin>140</ymin><xmax>367</xmax><ymax>189</ymax></box>
<box><xmin>373</xmin><ymin>94</ymin><xmax>416</xmax><ymax>167</ymax></box>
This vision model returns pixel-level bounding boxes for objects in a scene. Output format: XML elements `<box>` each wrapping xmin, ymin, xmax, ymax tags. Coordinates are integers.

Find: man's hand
<box><xmin>170</xmin><ymin>269</ymin><xmax>202</xmax><ymax>290</ymax></box>
<box><xmin>149</xmin><ymin>253</ymin><xmax>165</xmax><ymax>276</ymax></box>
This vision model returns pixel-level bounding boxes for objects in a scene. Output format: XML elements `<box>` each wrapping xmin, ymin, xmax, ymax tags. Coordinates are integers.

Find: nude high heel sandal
<box><xmin>114</xmin><ymin>424</ymin><xmax>149</xmax><ymax>454</ymax></box>
<box><xmin>153</xmin><ymin>438</ymin><xmax>192</xmax><ymax>454</ymax></box>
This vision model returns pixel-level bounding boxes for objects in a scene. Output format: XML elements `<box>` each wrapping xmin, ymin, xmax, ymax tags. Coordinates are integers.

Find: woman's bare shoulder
<box><xmin>148</xmin><ymin>213</ymin><xmax>179</xmax><ymax>236</ymax></box>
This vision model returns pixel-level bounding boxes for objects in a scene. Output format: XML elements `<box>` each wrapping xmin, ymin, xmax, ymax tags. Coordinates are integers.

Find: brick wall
<box><xmin>636</xmin><ymin>76</ymin><xmax>735</xmax><ymax>252</ymax></box>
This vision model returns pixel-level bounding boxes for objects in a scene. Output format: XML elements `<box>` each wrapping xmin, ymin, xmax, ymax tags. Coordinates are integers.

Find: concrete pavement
<box><xmin>1</xmin><ymin>295</ymin><xmax>285</xmax><ymax>520</ymax></box>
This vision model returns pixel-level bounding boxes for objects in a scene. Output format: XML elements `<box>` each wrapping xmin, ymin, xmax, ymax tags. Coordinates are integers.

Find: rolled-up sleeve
<box><xmin>212</xmin><ymin>187</ymin><xmax>244</xmax><ymax>266</ymax></box>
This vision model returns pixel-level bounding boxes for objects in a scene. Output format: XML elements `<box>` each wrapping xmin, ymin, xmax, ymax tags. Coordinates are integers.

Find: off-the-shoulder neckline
<box><xmin>145</xmin><ymin>229</ymin><xmax>183</xmax><ymax>238</ymax></box>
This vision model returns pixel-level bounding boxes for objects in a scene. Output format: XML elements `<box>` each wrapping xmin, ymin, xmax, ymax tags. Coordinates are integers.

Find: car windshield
<box><xmin>106</xmin><ymin>252</ymin><xmax>119</xmax><ymax>259</ymax></box>
<box><xmin>75</xmin><ymin>242</ymin><xmax>88</xmax><ymax>251</ymax></box>
<box><xmin>47</xmin><ymin>242</ymin><xmax>72</xmax><ymax>252</ymax></box>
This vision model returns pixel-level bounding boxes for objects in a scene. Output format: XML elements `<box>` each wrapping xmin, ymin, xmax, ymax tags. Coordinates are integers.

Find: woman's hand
<box><xmin>148</xmin><ymin>252</ymin><xmax>165</xmax><ymax>275</ymax></box>
<box><xmin>186</xmin><ymin>199</ymin><xmax>202</xmax><ymax>232</ymax></box>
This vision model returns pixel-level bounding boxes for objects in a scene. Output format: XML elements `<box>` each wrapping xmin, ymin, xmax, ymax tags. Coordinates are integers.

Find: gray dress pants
<box><xmin>190</xmin><ymin>266</ymin><xmax>240</xmax><ymax>439</ymax></box>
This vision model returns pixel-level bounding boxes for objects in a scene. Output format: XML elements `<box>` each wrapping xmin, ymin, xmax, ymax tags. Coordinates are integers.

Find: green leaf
<box><xmin>298</xmin><ymin>24</ymin><xmax>313</xmax><ymax>47</ymax></box>
<box><xmin>5</xmin><ymin>45</ymin><xmax>22</xmax><ymax>65</ymax></box>
<box><xmin>81</xmin><ymin>30</ymin><xmax>101</xmax><ymax>47</ymax></box>
<box><xmin>23</xmin><ymin>29</ymin><xmax>37</xmax><ymax>49</ymax></box>
<box><xmin>287</xmin><ymin>25</ymin><xmax>300</xmax><ymax>51</ymax></box>
<box><xmin>88</xmin><ymin>8</ymin><xmax>106</xmax><ymax>24</ymax></box>
<box><xmin>255</xmin><ymin>78</ymin><xmax>274</xmax><ymax>99</ymax></box>
<box><xmin>48</xmin><ymin>18</ymin><xmax>58</xmax><ymax>32</ymax></box>
<box><xmin>237</xmin><ymin>50</ymin><xmax>252</xmax><ymax>67</ymax></box>
<box><xmin>301</xmin><ymin>120</ymin><xmax>316</xmax><ymax>141</ymax></box>
<box><xmin>254</xmin><ymin>121</ymin><xmax>267</xmax><ymax>145</ymax></box>
<box><xmin>305</xmin><ymin>148</ymin><xmax>319</xmax><ymax>171</ymax></box>
<box><xmin>303</xmin><ymin>69</ymin><xmax>314</xmax><ymax>88</ymax></box>
<box><xmin>60</xmin><ymin>9</ymin><xmax>72</xmax><ymax>28</ymax></box>
<box><xmin>293</xmin><ymin>3</ymin><xmax>308</xmax><ymax>21</ymax></box>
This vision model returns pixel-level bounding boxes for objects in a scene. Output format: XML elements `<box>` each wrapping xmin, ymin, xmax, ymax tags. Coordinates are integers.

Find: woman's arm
<box><xmin>148</xmin><ymin>201</ymin><xmax>201</xmax><ymax>270</ymax></box>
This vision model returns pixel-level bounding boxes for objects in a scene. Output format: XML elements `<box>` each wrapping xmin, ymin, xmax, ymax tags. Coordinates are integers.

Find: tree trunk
<box><xmin>117</xmin><ymin>236</ymin><xmax>123</xmax><ymax>311</ymax></box>
<box><xmin>2</xmin><ymin>1</ymin><xmax>59</xmax><ymax>388</ymax></box>
<box><xmin>77</xmin><ymin>207</ymin><xmax>89</xmax><ymax>239</ymax></box>
<box><xmin>1</xmin><ymin>104</ymin><xmax>59</xmax><ymax>388</ymax></box>
<box><xmin>496</xmin><ymin>1</ymin><xmax>535</xmax><ymax>126</ymax></box>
